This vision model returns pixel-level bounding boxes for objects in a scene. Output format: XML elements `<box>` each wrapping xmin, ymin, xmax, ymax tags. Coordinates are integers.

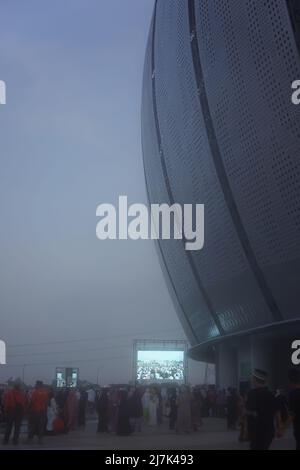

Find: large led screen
<box><xmin>136</xmin><ymin>350</ymin><xmax>185</xmax><ymax>382</ymax></box>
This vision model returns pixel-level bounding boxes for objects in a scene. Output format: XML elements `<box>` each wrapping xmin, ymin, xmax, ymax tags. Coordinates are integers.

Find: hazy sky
<box><xmin>0</xmin><ymin>0</ymin><xmax>207</xmax><ymax>385</ymax></box>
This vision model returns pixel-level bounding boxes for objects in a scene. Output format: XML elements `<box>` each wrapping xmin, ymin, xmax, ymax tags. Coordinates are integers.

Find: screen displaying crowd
<box><xmin>136</xmin><ymin>350</ymin><xmax>185</xmax><ymax>382</ymax></box>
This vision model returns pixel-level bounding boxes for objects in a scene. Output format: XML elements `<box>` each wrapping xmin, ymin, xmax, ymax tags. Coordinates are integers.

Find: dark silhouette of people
<box><xmin>168</xmin><ymin>388</ymin><xmax>177</xmax><ymax>430</ymax></box>
<box><xmin>246</xmin><ymin>369</ymin><xmax>280</xmax><ymax>450</ymax></box>
<box><xmin>2</xmin><ymin>382</ymin><xmax>26</xmax><ymax>445</ymax></box>
<box><xmin>96</xmin><ymin>388</ymin><xmax>109</xmax><ymax>433</ymax></box>
<box><xmin>288</xmin><ymin>368</ymin><xmax>300</xmax><ymax>450</ymax></box>
<box><xmin>275</xmin><ymin>389</ymin><xmax>289</xmax><ymax>427</ymax></box>
<box><xmin>27</xmin><ymin>381</ymin><xmax>49</xmax><ymax>444</ymax></box>
<box><xmin>78</xmin><ymin>389</ymin><xmax>88</xmax><ymax>427</ymax></box>
<box><xmin>117</xmin><ymin>389</ymin><xmax>132</xmax><ymax>436</ymax></box>
<box><xmin>128</xmin><ymin>388</ymin><xmax>143</xmax><ymax>432</ymax></box>
<box><xmin>226</xmin><ymin>388</ymin><xmax>239</xmax><ymax>430</ymax></box>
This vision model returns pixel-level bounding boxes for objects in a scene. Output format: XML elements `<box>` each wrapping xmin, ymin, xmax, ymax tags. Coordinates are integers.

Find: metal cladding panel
<box><xmin>142</xmin><ymin>0</ymin><xmax>300</xmax><ymax>349</ymax></box>
<box><xmin>141</xmin><ymin>16</ymin><xmax>219</xmax><ymax>345</ymax></box>
<box><xmin>153</xmin><ymin>0</ymin><xmax>274</xmax><ymax>334</ymax></box>
<box><xmin>195</xmin><ymin>0</ymin><xmax>300</xmax><ymax>320</ymax></box>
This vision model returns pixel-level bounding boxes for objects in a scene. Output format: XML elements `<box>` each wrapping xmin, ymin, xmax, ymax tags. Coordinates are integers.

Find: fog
<box><xmin>0</xmin><ymin>0</ymin><xmax>209</xmax><ymax>386</ymax></box>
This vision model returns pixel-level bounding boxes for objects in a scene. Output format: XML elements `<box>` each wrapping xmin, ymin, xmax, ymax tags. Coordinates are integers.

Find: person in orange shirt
<box><xmin>27</xmin><ymin>381</ymin><xmax>49</xmax><ymax>444</ymax></box>
<box><xmin>2</xmin><ymin>382</ymin><xmax>26</xmax><ymax>445</ymax></box>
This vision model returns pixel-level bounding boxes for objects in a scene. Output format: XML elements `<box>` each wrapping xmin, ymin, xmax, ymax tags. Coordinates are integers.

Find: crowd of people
<box><xmin>0</xmin><ymin>380</ymin><xmax>85</xmax><ymax>445</ymax></box>
<box><xmin>136</xmin><ymin>360</ymin><xmax>184</xmax><ymax>381</ymax></box>
<box><xmin>95</xmin><ymin>385</ymin><xmax>204</xmax><ymax>434</ymax></box>
<box><xmin>0</xmin><ymin>368</ymin><xmax>299</xmax><ymax>450</ymax></box>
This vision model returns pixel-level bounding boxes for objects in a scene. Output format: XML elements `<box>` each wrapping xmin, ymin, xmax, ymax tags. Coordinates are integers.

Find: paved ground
<box><xmin>1</xmin><ymin>418</ymin><xmax>296</xmax><ymax>450</ymax></box>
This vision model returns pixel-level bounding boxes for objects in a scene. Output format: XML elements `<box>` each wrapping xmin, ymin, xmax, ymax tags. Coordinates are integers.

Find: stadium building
<box><xmin>142</xmin><ymin>0</ymin><xmax>300</xmax><ymax>390</ymax></box>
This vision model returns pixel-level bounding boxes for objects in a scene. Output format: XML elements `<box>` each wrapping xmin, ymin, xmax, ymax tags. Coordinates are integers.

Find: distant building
<box><xmin>142</xmin><ymin>0</ymin><xmax>300</xmax><ymax>389</ymax></box>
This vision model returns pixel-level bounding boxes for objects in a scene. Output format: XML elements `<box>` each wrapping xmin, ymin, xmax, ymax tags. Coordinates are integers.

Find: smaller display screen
<box><xmin>56</xmin><ymin>367</ymin><xmax>78</xmax><ymax>388</ymax></box>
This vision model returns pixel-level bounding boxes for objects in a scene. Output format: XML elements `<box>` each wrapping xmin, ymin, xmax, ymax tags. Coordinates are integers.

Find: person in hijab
<box><xmin>168</xmin><ymin>388</ymin><xmax>178</xmax><ymax>430</ymax></box>
<box><xmin>46</xmin><ymin>389</ymin><xmax>57</xmax><ymax>435</ymax></box>
<box><xmin>116</xmin><ymin>389</ymin><xmax>132</xmax><ymax>435</ymax></box>
<box><xmin>148</xmin><ymin>388</ymin><xmax>159</xmax><ymax>426</ymax></box>
<box><xmin>2</xmin><ymin>382</ymin><xmax>26</xmax><ymax>445</ymax></box>
<box><xmin>108</xmin><ymin>388</ymin><xmax>119</xmax><ymax>433</ymax></box>
<box><xmin>156</xmin><ymin>388</ymin><xmax>163</xmax><ymax>425</ymax></box>
<box><xmin>191</xmin><ymin>387</ymin><xmax>203</xmax><ymax>431</ymax></box>
<box><xmin>226</xmin><ymin>388</ymin><xmax>239</xmax><ymax>430</ymax></box>
<box><xmin>66</xmin><ymin>389</ymin><xmax>78</xmax><ymax>431</ymax></box>
<box><xmin>96</xmin><ymin>388</ymin><xmax>109</xmax><ymax>433</ymax></box>
<box><xmin>142</xmin><ymin>388</ymin><xmax>151</xmax><ymax>424</ymax></box>
<box><xmin>27</xmin><ymin>381</ymin><xmax>49</xmax><ymax>444</ymax></box>
<box><xmin>128</xmin><ymin>388</ymin><xmax>143</xmax><ymax>432</ymax></box>
<box><xmin>78</xmin><ymin>389</ymin><xmax>88</xmax><ymax>428</ymax></box>
<box><xmin>176</xmin><ymin>385</ymin><xmax>192</xmax><ymax>433</ymax></box>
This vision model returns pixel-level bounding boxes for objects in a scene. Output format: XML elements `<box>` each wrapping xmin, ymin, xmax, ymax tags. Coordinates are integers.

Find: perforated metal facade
<box><xmin>142</xmin><ymin>0</ymin><xmax>300</xmax><ymax>359</ymax></box>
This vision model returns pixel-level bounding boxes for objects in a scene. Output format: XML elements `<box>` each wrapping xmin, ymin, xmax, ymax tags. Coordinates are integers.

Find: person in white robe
<box><xmin>148</xmin><ymin>389</ymin><xmax>159</xmax><ymax>426</ymax></box>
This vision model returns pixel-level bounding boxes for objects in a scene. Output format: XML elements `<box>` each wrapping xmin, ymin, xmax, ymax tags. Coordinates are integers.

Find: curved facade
<box><xmin>142</xmin><ymin>0</ymin><xmax>300</xmax><ymax>370</ymax></box>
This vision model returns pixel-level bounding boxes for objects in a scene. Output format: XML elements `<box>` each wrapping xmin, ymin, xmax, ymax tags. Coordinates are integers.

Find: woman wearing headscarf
<box><xmin>96</xmin><ymin>388</ymin><xmax>109</xmax><ymax>433</ymax></box>
<box><xmin>128</xmin><ymin>388</ymin><xmax>143</xmax><ymax>432</ymax></box>
<box><xmin>191</xmin><ymin>387</ymin><xmax>203</xmax><ymax>431</ymax></box>
<box><xmin>176</xmin><ymin>385</ymin><xmax>192</xmax><ymax>433</ymax></box>
<box><xmin>142</xmin><ymin>388</ymin><xmax>151</xmax><ymax>424</ymax></box>
<box><xmin>148</xmin><ymin>388</ymin><xmax>159</xmax><ymax>426</ymax></box>
<box><xmin>66</xmin><ymin>389</ymin><xmax>78</xmax><ymax>431</ymax></box>
<box><xmin>46</xmin><ymin>389</ymin><xmax>57</xmax><ymax>435</ymax></box>
<box><xmin>116</xmin><ymin>389</ymin><xmax>132</xmax><ymax>435</ymax></box>
<box><xmin>108</xmin><ymin>388</ymin><xmax>119</xmax><ymax>433</ymax></box>
<box><xmin>168</xmin><ymin>388</ymin><xmax>178</xmax><ymax>430</ymax></box>
<box><xmin>78</xmin><ymin>389</ymin><xmax>88</xmax><ymax>428</ymax></box>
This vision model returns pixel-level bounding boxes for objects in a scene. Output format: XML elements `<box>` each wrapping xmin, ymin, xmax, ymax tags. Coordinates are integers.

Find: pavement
<box><xmin>0</xmin><ymin>418</ymin><xmax>296</xmax><ymax>450</ymax></box>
